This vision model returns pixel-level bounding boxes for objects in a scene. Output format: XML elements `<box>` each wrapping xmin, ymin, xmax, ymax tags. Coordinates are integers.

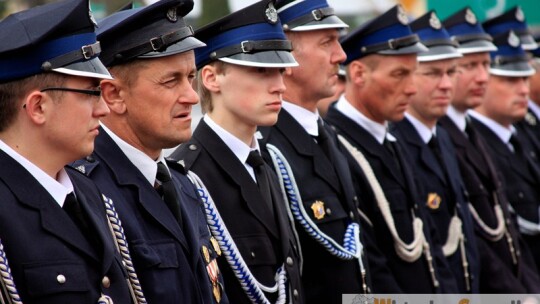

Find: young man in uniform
<box><xmin>72</xmin><ymin>0</ymin><xmax>228</xmax><ymax>303</ymax></box>
<box><xmin>391</xmin><ymin>11</ymin><xmax>480</xmax><ymax>293</ymax></box>
<box><xmin>326</xmin><ymin>5</ymin><xmax>459</xmax><ymax>293</ymax></box>
<box><xmin>170</xmin><ymin>1</ymin><xmax>304</xmax><ymax>303</ymax></box>
<box><xmin>258</xmin><ymin>1</ymin><xmax>371</xmax><ymax>301</ymax></box>
<box><xmin>0</xmin><ymin>0</ymin><xmax>134</xmax><ymax>303</ymax></box>
<box><xmin>438</xmin><ymin>7</ymin><xmax>540</xmax><ymax>292</ymax></box>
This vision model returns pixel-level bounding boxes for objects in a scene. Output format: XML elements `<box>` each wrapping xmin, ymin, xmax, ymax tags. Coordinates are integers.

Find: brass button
<box><xmin>286</xmin><ymin>257</ymin><xmax>294</xmax><ymax>266</ymax></box>
<box><xmin>102</xmin><ymin>276</ymin><xmax>111</xmax><ymax>288</ymax></box>
<box><xmin>57</xmin><ymin>274</ymin><xmax>66</xmax><ymax>284</ymax></box>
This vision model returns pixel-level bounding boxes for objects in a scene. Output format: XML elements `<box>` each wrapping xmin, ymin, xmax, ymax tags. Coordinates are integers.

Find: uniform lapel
<box><xmin>275</xmin><ymin>110</ymin><xmax>342</xmax><ymax>192</ymax></box>
<box><xmin>193</xmin><ymin>121</ymin><xmax>279</xmax><ymax>238</ymax></box>
<box><xmin>93</xmin><ymin>130</ymin><xmax>189</xmax><ymax>250</ymax></box>
<box><xmin>0</xmin><ymin>151</ymin><xmax>99</xmax><ymax>261</ymax></box>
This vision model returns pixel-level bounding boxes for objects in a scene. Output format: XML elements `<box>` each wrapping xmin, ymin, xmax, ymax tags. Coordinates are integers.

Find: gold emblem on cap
<box><xmin>508</xmin><ymin>31</ymin><xmax>520</xmax><ymax>48</ymax></box>
<box><xmin>429</xmin><ymin>12</ymin><xmax>441</xmax><ymax>30</ymax></box>
<box><xmin>426</xmin><ymin>193</ymin><xmax>441</xmax><ymax>209</ymax></box>
<box><xmin>202</xmin><ymin>245</ymin><xmax>210</xmax><ymax>263</ymax></box>
<box><xmin>525</xmin><ymin>112</ymin><xmax>537</xmax><ymax>126</ymax></box>
<box><xmin>167</xmin><ymin>8</ymin><xmax>178</xmax><ymax>22</ymax></box>
<box><xmin>465</xmin><ymin>8</ymin><xmax>477</xmax><ymax>25</ymax></box>
<box><xmin>397</xmin><ymin>6</ymin><xmax>409</xmax><ymax>25</ymax></box>
<box><xmin>210</xmin><ymin>236</ymin><xmax>222</xmax><ymax>256</ymax></box>
<box><xmin>265</xmin><ymin>2</ymin><xmax>278</xmax><ymax>24</ymax></box>
<box><xmin>311</xmin><ymin>200</ymin><xmax>326</xmax><ymax>220</ymax></box>
<box><xmin>516</xmin><ymin>7</ymin><xmax>525</xmax><ymax>22</ymax></box>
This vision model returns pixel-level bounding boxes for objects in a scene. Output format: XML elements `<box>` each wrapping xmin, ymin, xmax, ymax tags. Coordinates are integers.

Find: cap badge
<box><xmin>311</xmin><ymin>200</ymin><xmax>326</xmax><ymax>220</ymax></box>
<box><xmin>465</xmin><ymin>8</ymin><xmax>477</xmax><ymax>25</ymax></box>
<box><xmin>426</xmin><ymin>193</ymin><xmax>441</xmax><ymax>210</ymax></box>
<box><xmin>265</xmin><ymin>2</ymin><xmax>278</xmax><ymax>24</ymax></box>
<box><xmin>516</xmin><ymin>7</ymin><xmax>525</xmax><ymax>22</ymax></box>
<box><xmin>167</xmin><ymin>8</ymin><xmax>178</xmax><ymax>22</ymax></box>
<box><xmin>397</xmin><ymin>6</ymin><xmax>409</xmax><ymax>25</ymax></box>
<box><xmin>429</xmin><ymin>12</ymin><xmax>441</xmax><ymax>30</ymax></box>
<box><xmin>508</xmin><ymin>31</ymin><xmax>520</xmax><ymax>48</ymax></box>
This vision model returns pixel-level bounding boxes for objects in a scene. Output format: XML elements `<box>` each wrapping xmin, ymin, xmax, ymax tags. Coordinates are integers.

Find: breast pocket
<box><xmin>23</xmin><ymin>260</ymin><xmax>91</xmax><ymax>299</ymax></box>
<box><xmin>130</xmin><ymin>241</ymin><xmax>179</xmax><ymax>269</ymax></box>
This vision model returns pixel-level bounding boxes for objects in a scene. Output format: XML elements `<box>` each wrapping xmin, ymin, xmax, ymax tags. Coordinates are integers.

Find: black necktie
<box><xmin>63</xmin><ymin>192</ymin><xmax>101</xmax><ymax>249</ymax></box>
<box><xmin>246</xmin><ymin>151</ymin><xmax>274</xmax><ymax>218</ymax></box>
<box><xmin>156</xmin><ymin>162</ymin><xmax>183</xmax><ymax>227</ymax></box>
<box><xmin>428</xmin><ymin>135</ymin><xmax>456</xmax><ymax>210</ymax></box>
<box><xmin>316</xmin><ymin>118</ymin><xmax>333</xmax><ymax>160</ymax></box>
<box><xmin>383</xmin><ymin>137</ymin><xmax>403</xmax><ymax>176</ymax></box>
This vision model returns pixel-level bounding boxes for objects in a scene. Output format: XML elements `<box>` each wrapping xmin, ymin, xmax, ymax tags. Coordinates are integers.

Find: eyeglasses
<box><xmin>40</xmin><ymin>87</ymin><xmax>101</xmax><ymax>97</ymax></box>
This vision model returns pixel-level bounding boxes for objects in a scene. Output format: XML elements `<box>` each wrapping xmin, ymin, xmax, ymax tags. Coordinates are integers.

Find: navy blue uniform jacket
<box><xmin>326</xmin><ymin>105</ymin><xmax>458</xmax><ymax>293</ymax></box>
<box><xmin>258</xmin><ymin>109</ymin><xmax>371</xmax><ymax>303</ymax></box>
<box><xmin>0</xmin><ymin>150</ymin><xmax>132</xmax><ymax>304</ymax></box>
<box><xmin>72</xmin><ymin>128</ymin><xmax>227</xmax><ymax>304</ymax></box>
<box><xmin>170</xmin><ymin>120</ymin><xmax>304</xmax><ymax>304</ymax></box>
<box><xmin>392</xmin><ymin>118</ymin><xmax>480</xmax><ymax>293</ymax></box>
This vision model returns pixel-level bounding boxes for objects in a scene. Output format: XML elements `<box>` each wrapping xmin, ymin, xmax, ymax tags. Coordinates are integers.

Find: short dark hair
<box><xmin>0</xmin><ymin>73</ymin><xmax>66</xmax><ymax>131</ymax></box>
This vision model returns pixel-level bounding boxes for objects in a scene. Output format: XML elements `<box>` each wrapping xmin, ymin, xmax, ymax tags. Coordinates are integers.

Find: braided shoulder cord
<box><xmin>337</xmin><ymin>135</ymin><xmax>440</xmax><ymax>288</ymax></box>
<box><xmin>0</xmin><ymin>240</ymin><xmax>21</xmax><ymax>304</ymax></box>
<box><xmin>101</xmin><ymin>195</ymin><xmax>147</xmax><ymax>304</ymax></box>
<box><xmin>265</xmin><ymin>144</ymin><xmax>367</xmax><ymax>293</ymax></box>
<box><xmin>186</xmin><ymin>171</ymin><xmax>287</xmax><ymax>304</ymax></box>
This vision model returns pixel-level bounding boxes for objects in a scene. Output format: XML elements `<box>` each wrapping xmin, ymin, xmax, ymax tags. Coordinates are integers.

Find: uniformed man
<box><xmin>438</xmin><ymin>7</ymin><xmax>540</xmax><ymax>292</ymax></box>
<box><xmin>0</xmin><ymin>0</ymin><xmax>135</xmax><ymax>303</ymax></box>
<box><xmin>467</xmin><ymin>27</ymin><xmax>540</xmax><ymax>276</ymax></box>
<box><xmin>391</xmin><ymin>10</ymin><xmax>480</xmax><ymax>293</ymax></box>
<box><xmin>325</xmin><ymin>5</ymin><xmax>459</xmax><ymax>293</ymax></box>
<box><xmin>169</xmin><ymin>1</ymin><xmax>304</xmax><ymax>303</ymax></box>
<box><xmin>519</xmin><ymin>36</ymin><xmax>540</xmax><ymax>147</ymax></box>
<box><xmin>71</xmin><ymin>0</ymin><xmax>229</xmax><ymax>303</ymax></box>
<box><xmin>255</xmin><ymin>0</ymin><xmax>372</xmax><ymax>301</ymax></box>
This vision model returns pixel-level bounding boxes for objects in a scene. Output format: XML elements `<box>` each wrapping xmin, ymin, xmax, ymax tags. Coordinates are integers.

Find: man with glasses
<box><xmin>391</xmin><ymin>11</ymin><xmax>480</xmax><ymax>293</ymax></box>
<box><xmin>0</xmin><ymin>0</ymin><xmax>134</xmax><ymax>303</ymax></box>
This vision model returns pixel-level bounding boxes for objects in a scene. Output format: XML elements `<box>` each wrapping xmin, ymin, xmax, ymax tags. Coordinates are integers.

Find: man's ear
<box><xmin>349</xmin><ymin>60</ymin><xmax>368</xmax><ymax>87</ymax></box>
<box><xmin>200</xmin><ymin>65</ymin><xmax>221</xmax><ymax>93</ymax></box>
<box><xmin>23</xmin><ymin>90</ymin><xmax>48</xmax><ymax>125</ymax></box>
<box><xmin>100</xmin><ymin>79</ymin><xmax>127</xmax><ymax>114</ymax></box>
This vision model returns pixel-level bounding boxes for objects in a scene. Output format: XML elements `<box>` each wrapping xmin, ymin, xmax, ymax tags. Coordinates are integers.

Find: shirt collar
<box><xmin>335</xmin><ymin>95</ymin><xmax>390</xmax><ymax>144</ymax></box>
<box><xmin>101</xmin><ymin>123</ymin><xmax>166</xmax><ymax>186</ymax></box>
<box><xmin>468</xmin><ymin>110</ymin><xmax>515</xmax><ymax>144</ymax></box>
<box><xmin>282</xmin><ymin>101</ymin><xmax>320</xmax><ymax>137</ymax></box>
<box><xmin>529</xmin><ymin>100</ymin><xmax>540</xmax><ymax>119</ymax></box>
<box><xmin>405</xmin><ymin>113</ymin><xmax>435</xmax><ymax>144</ymax></box>
<box><xmin>204</xmin><ymin>115</ymin><xmax>260</xmax><ymax>165</ymax></box>
<box><xmin>446</xmin><ymin>105</ymin><xmax>467</xmax><ymax>133</ymax></box>
<box><xmin>0</xmin><ymin>139</ymin><xmax>73</xmax><ymax>207</ymax></box>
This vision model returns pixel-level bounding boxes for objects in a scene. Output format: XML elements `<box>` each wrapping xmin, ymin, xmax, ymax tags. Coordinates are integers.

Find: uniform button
<box><xmin>349</xmin><ymin>211</ymin><xmax>354</xmax><ymax>220</ymax></box>
<box><xmin>293</xmin><ymin>289</ymin><xmax>299</xmax><ymax>299</ymax></box>
<box><xmin>189</xmin><ymin>144</ymin><xmax>197</xmax><ymax>151</ymax></box>
<box><xmin>251</xmin><ymin>251</ymin><xmax>256</xmax><ymax>258</ymax></box>
<box><xmin>479</xmin><ymin>184</ymin><xmax>484</xmax><ymax>190</ymax></box>
<box><xmin>57</xmin><ymin>274</ymin><xmax>66</xmax><ymax>284</ymax></box>
<box><xmin>102</xmin><ymin>276</ymin><xmax>111</xmax><ymax>288</ymax></box>
<box><xmin>353</xmin><ymin>196</ymin><xmax>359</xmax><ymax>202</ymax></box>
<box><xmin>286</xmin><ymin>257</ymin><xmax>294</xmax><ymax>266</ymax></box>
<box><xmin>518</xmin><ymin>192</ymin><xmax>524</xmax><ymax>199</ymax></box>
<box><xmin>325</xmin><ymin>208</ymin><xmax>332</xmax><ymax>216</ymax></box>
<box><xmin>85</xmin><ymin>155</ymin><xmax>95</xmax><ymax>162</ymax></box>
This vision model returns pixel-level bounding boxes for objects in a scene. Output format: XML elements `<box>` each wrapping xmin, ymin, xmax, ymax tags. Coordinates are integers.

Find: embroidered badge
<box><xmin>166</xmin><ymin>7</ymin><xmax>178</xmax><ymax>22</ymax></box>
<box><xmin>311</xmin><ymin>200</ymin><xmax>326</xmax><ymax>220</ymax></box>
<box><xmin>508</xmin><ymin>31</ymin><xmax>520</xmax><ymax>48</ymax></box>
<box><xmin>426</xmin><ymin>193</ymin><xmax>441</xmax><ymax>210</ymax></box>
<box><xmin>397</xmin><ymin>6</ymin><xmax>409</xmax><ymax>25</ymax></box>
<box><xmin>465</xmin><ymin>8</ymin><xmax>477</xmax><ymax>25</ymax></box>
<box><xmin>429</xmin><ymin>12</ymin><xmax>441</xmax><ymax>30</ymax></box>
<box><xmin>265</xmin><ymin>2</ymin><xmax>278</xmax><ymax>24</ymax></box>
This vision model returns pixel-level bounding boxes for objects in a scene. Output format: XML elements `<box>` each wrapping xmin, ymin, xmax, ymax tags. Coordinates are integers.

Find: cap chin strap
<box><xmin>209</xmin><ymin>40</ymin><xmax>292</xmax><ymax>60</ymax></box>
<box><xmin>360</xmin><ymin>34</ymin><xmax>420</xmax><ymax>55</ymax></box>
<box><xmin>41</xmin><ymin>42</ymin><xmax>101</xmax><ymax>71</ymax></box>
